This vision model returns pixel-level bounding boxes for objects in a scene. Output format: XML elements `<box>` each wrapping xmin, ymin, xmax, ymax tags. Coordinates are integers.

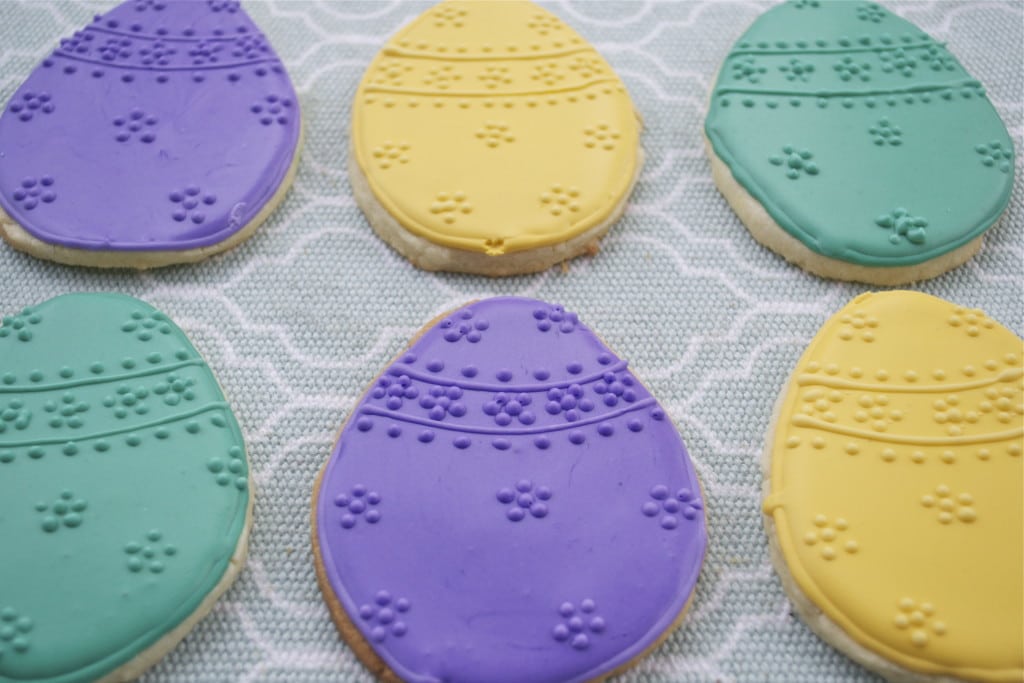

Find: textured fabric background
<box><xmin>0</xmin><ymin>1</ymin><xmax>1020</xmax><ymax>681</ymax></box>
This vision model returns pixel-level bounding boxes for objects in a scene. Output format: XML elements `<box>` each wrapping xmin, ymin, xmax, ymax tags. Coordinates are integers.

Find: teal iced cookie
<box><xmin>705</xmin><ymin>0</ymin><xmax>1014</xmax><ymax>284</ymax></box>
<box><xmin>0</xmin><ymin>293</ymin><xmax>250</xmax><ymax>683</ymax></box>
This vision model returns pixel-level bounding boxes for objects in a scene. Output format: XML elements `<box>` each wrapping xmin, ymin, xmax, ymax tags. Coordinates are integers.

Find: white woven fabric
<box><xmin>0</xmin><ymin>1</ymin><xmax>1020</xmax><ymax>681</ymax></box>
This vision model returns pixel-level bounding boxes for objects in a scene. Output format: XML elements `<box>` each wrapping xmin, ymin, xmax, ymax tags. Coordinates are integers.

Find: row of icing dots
<box><xmin>716</xmin><ymin>82</ymin><xmax>985</xmax><ymax>112</ymax></box>
<box><xmin>730</xmin><ymin>33</ymin><xmax>934</xmax><ymax>55</ymax></box>
<box><xmin>796</xmin><ymin>357</ymin><xmax>1020</xmax><ymax>393</ymax></box>
<box><xmin>85</xmin><ymin>3</ymin><xmax>253</xmax><ymax>41</ymax></box>
<box><xmin>361</xmin><ymin>81</ymin><xmax>628</xmax><ymax>110</ymax></box>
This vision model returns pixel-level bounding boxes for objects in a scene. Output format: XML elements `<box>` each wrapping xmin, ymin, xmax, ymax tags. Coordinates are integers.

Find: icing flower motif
<box><xmin>779</xmin><ymin>58</ymin><xmax>814</xmax><ymax>82</ymax></box>
<box><xmin>43</xmin><ymin>392</ymin><xmax>89</xmax><ymax>429</ymax></box>
<box><xmin>497</xmin><ymin>480</ymin><xmax>551</xmax><ymax>521</ymax></box>
<box><xmin>371</xmin><ymin>374</ymin><xmax>419</xmax><ymax>410</ymax></box>
<box><xmin>770</xmin><ymin>146</ymin><xmax>819</xmax><ymax>180</ymax></box>
<box><xmin>731</xmin><ymin>56</ymin><xmax>766</xmax><ymax>84</ymax></box>
<box><xmin>0</xmin><ymin>399</ymin><xmax>31</xmax><ymax>433</ymax></box>
<box><xmin>593</xmin><ymin>371</ymin><xmax>639</xmax><ymax>407</ymax></box>
<box><xmin>251</xmin><ymin>94</ymin><xmax>293</xmax><ymax>127</ymax></box>
<box><xmin>358</xmin><ymin>591</ymin><xmax>410</xmax><ymax>643</ymax></box>
<box><xmin>36</xmin><ymin>490</ymin><xmax>88</xmax><ymax>533</ymax></box>
<box><xmin>643</xmin><ymin>485</ymin><xmax>703</xmax><ymax>530</ymax></box>
<box><xmin>552</xmin><ymin>599</ymin><xmax>604</xmax><ymax>650</ymax></box>
<box><xmin>335</xmin><ymin>484</ymin><xmax>382</xmax><ymax>529</ymax></box>
<box><xmin>7</xmin><ymin>91</ymin><xmax>54</xmax><ymax>122</ymax></box>
<box><xmin>0</xmin><ymin>606</ymin><xmax>34</xmax><ymax>656</ymax></box>
<box><xmin>418</xmin><ymin>385</ymin><xmax>468</xmax><ymax>421</ymax></box>
<box><xmin>921</xmin><ymin>45</ymin><xmax>956</xmax><ymax>72</ymax></box>
<box><xmin>124</xmin><ymin>529</ymin><xmax>177</xmax><ymax>574</ymax></box>
<box><xmin>11</xmin><ymin>176</ymin><xmax>56</xmax><ymax>211</ymax></box>
<box><xmin>0</xmin><ymin>307</ymin><xmax>42</xmax><ymax>342</ymax></box>
<box><xmin>920</xmin><ymin>485</ymin><xmax>977</xmax><ymax>524</ymax></box>
<box><xmin>533</xmin><ymin>304</ymin><xmax>578</xmax><ymax>333</ymax></box>
<box><xmin>879</xmin><ymin>49</ymin><xmax>917</xmax><ymax>77</ymax></box>
<box><xmin>833</xmin><ymin>56</ymin><xmax>871</xmax><ymax>82</ymax></box>
<box><xmin>113</xmin><ymin>109</ymin><xmax>157</xmax><ymax>144</ymax></box>
<box><xmin>869</xmin><ymin>119</ymin><xmax>903</xmax><ymax>147</ymax></box>
<box><xmin>545</xmin><ymin>384</ymin><xmax>595</xmax><ymax>422</ymax></box>
<box><xmin>856</xmin><ymin>2</ymin><xmax>886</xmax><ymax>23</ymax></box>
<box><xmin>484</xmin><ymin>392</ymin><xmax>536</xmax><ymax>426</ymax></box>
<box><xmin>792</xmin><ymin>0</ymin><xmax>821</xmax><ymax>7</ymax></box>
<box><xmin>975</xmin><ymin>141</ymin><xmax>1012</xmax><ymax>174</ymax></box>
<box><xmin>440</xmin><ymin>308</ymin><xmax>489</xmax><ymax>343</ymax></box>
<box><xmin>876</xmin><ymin>208</ymin><xmax>927</xmax><ymax>245</ymax></box>
<box><xmin>169</xmin><ymin>186</ymin><xmax>217</xmax><ymax>225</ymax></box>
<box><xmin>893</xmin><ymin>598</ymin><xmax>946</xmax><ymax>648</ymax></box>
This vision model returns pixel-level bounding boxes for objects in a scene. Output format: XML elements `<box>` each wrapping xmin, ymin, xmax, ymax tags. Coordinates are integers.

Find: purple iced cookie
<box><xmin>313</xmin><ymin>297</ymin><xmax>707</xmax><ymax>683</ymax></box>
<box><xmin>0</xmin><ymin>0</ymin><xmax>301</xmax><ymax>268</ymax></box>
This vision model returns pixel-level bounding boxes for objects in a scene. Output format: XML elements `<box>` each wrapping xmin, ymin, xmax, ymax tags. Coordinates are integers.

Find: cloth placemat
<box><xmin>0</xmin><ymin>1</ymin><xmax>1020</xmax><ymax>681</ymax></box>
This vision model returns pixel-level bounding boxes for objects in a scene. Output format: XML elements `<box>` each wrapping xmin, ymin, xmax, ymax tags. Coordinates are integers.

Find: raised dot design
<box><xmin>497</xmin><ymin>480</ymin><xmax>551</xmax><ymax>522</ymax></box>
<box><xmin>335</xmin><ymin>484</ymin><xmax>383</xmax><ymax>529</ymax></box>
<box><xmin>358</xmin><ymin>591</ymin><xmax>410</xmax><ymax>643</ymax></box>
<box><xmin>551</xmin><ymin>599</ymin><xmax>605</xmax><ymax>651</ymax></box>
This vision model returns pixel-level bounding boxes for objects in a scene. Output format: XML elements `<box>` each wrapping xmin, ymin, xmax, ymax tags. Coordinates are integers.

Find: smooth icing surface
<box><xmin>315</xmin><ymin>297</ymin><xmax>706</xmax><ymax>683</ymax></box>
<box><xmin>0</xmin><ymin>293</ymin><xmax>249</xmax><ymax>682</ymax></box>
<box><xmin>705</xmin><ymin>1</ymin><xmax>1014</xmax><ymax>267</ymax></box>
<box><xmin>765</xmin><ymin>291</ymin><xmax>1023</xmax><ymax>681</ymax></box>
<box><xmin>351</xmin><ymin>1</ymin><xmax>641</xmax><ymax>256</ymax></box>
<box><xmin>0</xmin><ymin>0</ymin><xmax>300</xmax><ymax>251</ymax></box>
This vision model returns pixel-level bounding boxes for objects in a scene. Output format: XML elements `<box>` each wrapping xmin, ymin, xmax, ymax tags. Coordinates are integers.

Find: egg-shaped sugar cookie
<box><xmin>349</xmin><ymin>1</ymin><xmax>643</xmax><ymax>276</ymax></box>
<box><xmin>705</xmin><ymin>1</ymin><xmax>1014</xmax><ymax>285</ymax></box>
<box><xmin>764</xmin><ymin>291</ymin><xmax>1022</xmax><ymax>682</ymax></box>
<box><xmin>0</xmin><ymin>0</ymin><xmax>302</xmax><ymax>269</ymax></box>
<box><xmin>313</xmin><ymin>298</ymin><xmax>706</xmax><ymax>682</ymax></box>
<box><xmin>0</xmin><ymin>293</ymin><xmax>252</xmax><ymax>682</ymax></box>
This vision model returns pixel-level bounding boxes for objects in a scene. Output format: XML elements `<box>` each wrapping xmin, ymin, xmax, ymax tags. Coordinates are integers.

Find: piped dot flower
<box><xmin>893</xmin><ymin>598</ymin><xmax>946</xmax><ymax>648</ymax></box>
<box><xmin>552</xmin><ymin>599</ymin><xmax>604</xmax><ymax>650</ymax></box>
<box><xmin>731</xmin><ymin>56</ymin><xmax>766</xmax><ymax>84</ymax></box>
<box><xmin>856</xmin><ymin>3</ymin><xmax>886</xmax><ymax>22</ymax></box>
<box><xmin>921</xmin><ymin>45</ymin><xmax>956</xmax><ymax>72</ymax></box>
<box><xmin>852</xmin><ymin>392</ymin><xmax>901</xmax><ymax>432</ymax></box>
<box><xmin>358</xmin><ymin>591</ymin><xmax>410</xmax><ymax>643</ymax></box>
<box><xmin>134</xmin><ymin>0</ymin><xmax>168</xmax><ymax>10</ymax></box>
<box><xmin>497</xmin><ymin>480</ymin><xmax>551</xmax><ymax>521</ymax></box>
<box><xmin>124</xmin><ymin>529</ymin><xmax>177</xmax><ymax>574</ymax></box>
<box><xmin>432</xmin><ymin>5</ymin><xmax>466</xmax><ymax>28</ymax></box>
<box><xmin>207</xmin><ymin>445</ymin><xmax>247</xmax><ymax>490</ymax></box>
<box><xmin>43</xmin><ymin>392</ymin><xmax>89</xmax><ymax>429</ymax></box>
<box><xmin>0</xmin><ymin>399</ymin><xmax>31</xmax><ymax>433</ymax></box>
<box><xmin>169</xmin><ymin>186</ymin><xmax>217</xmax><ymax>225</ymax></box>
<box><xmin>419</xmin><ymin>385</ymin><xmax>467</xmax><ymax>421</ymax></box>
<box><xmin>11</xmin><ymin>176</ymin><xmax>56</xmax><ymax>211</ymax></box>
<box><xmin>531</xmin><ymin>62</ymin><xmax>564</xmax><ymax>87</ymax></box>
<box><xmin>141</xmin><ymin>40</ymin><xmax>177</xmax><ymax>67</ymax></box>
<box><xmin>533</xmin><ymin>304</ymin><xmax>578</xmax><ymax>333</ymax></box>
<box><xmin>947</xmin><ymin>307</ymin><xmax>996</xmax><ymax>337</ymax></box>
<box><xmin>779</xmin><ymin>58</ymin><xmax>814</xmax><ymax>82</ymax></box>
<box><xmin>921</xmin><ymin>485</ymin><xmax>976</xmax><ymax>524</ymax></box>
<box><xmin>121</xmin><ymin>310</ymin><xmax>173</xmax><ymax>341</ymax></box>
<box><xmin>880</xmin><ymin>48</ymin><xmax>916</xmax><ymax>77</ymax></box>
<box><xmin>528</xmin><ymin>12</ymin><xmax>565</xmax><ymax>36</ymax></box>
<box><xmin>793</xmin><ymin>0</ymin><xmax>821</xmax><ymax>7</ymax></box>
<box><xmin>0</xmin><ymin>308</ymin><xmax>42</xmax><ymax>342</ymax></box>
<box><xmin>475</xmin><ymin>121</ymin><xmax>515</xmax><ymax>148</ymax></box>
<box><xmin>583</xmin><ymin>123</ymin><xmax>620</xmax><ymax>151</ymax></box>
<box><xmin>798</xmin><ymin>387</ymin><xmax>844</xmax><ymax>423</ymax></box>
<box><xmin>643</xmin><ymin>485</ymin><xmax>703</xmax><ymax>530</ymax></box>
<box><xmin>567</xmin><ymin>55</ymin><xmax>604</xmax><ymax>80</ymax></box>
<box><xmin>539</xmin><ymin>185</ymin><xmax>581</xmax><ymax>216</ymax></box>
<box><xmin>440</xmin><ymin>308</ymin><xmax>489</xmax><ymax>343</ymax></box>
<box><xmin>801</xmin><ymin>514</ymin><xmax>859</xmax><ymax>560</ymax></box>
<box><xmin>869</xmin><ymin>119</ymin><xmax>902</xmax><ymax>146</ymax></box>
<box><xmin>153</xmin><ymin>373</ymin><xmax>198</xmax><ymax>407</ymax></box>
<box><xmin>0</xmin><ymin>606</ymin><xmax>33</xmax><ymax>656</ymax></box>
<box><xmin>372</xmin><ymin>374</ymin><xmax>419</xmax><ymax>410</ymax></box>
<box><xmin>876</xmin><ymin>207</ymin><xmax>927</xmax><ymax>245</ymax></box>
<box><xmin>484</xmin><ymin>392</ymin><xmax>536</xmax><ymax>426</ymax></box>
<box><xmin>113</xmin><ymin>109</ymin><xmax>157</xmax><ymax>143</ymax></box>
<box><xmin>335</xmin><ymin>484</ymin><xmax>382</xmax><ymax>529</ymax></box>
<box><xmin>36</xmin><ymin>490</ymin><xmax>87</xmax><ymax>533</ymax></box>
<box><xmin>423</xmin><ymin>65</ymin><xmax>462</xmax><ymax>90</ymax></box>
<box><xmin>592</xmin><ymin>371</ymin><xmax>639</xmax><ymax>407</ymax></box>
<box><xmin>8</xmin><ymin>91</ymin><xmax>54</xmax><ymax>122</ymax></box>
<box><xmin>372</xmin><ymin>141</ymin><xmax>411</xmax><ymax>170</ymax></box>
<box><xmin>837</xmin><ymin>310</ymin><xmax>879</xmax><ymax>343</ymax></box>
<box><xmin>770</xmin><ymin>146</ymin><xmax>818</xmax><ymax>180</ymax></box>
<box><xmin>208</xmin><ymin>0</ymin><xmax>240</xmax><ymax>12</ymax></box>
<box><xmin>975</xmin><ymin>141</ymin><xmax>1012</xmax><ymax>174</ymax></box>
<box><xmin>478</xmin><ymin>68</ymin><xmax>512</xmax><ymax>90</ymax></box>
<box><xmin>834</xmin><ymin>56</ymin><xmax>872</xmax><ymax>82</ymax></box>
<box><xmin>430</xmin><ymin>191</ymin><xmax>472</xmax><ymax>224</ymax></box>
<box><xmin>251</xmin><ymin>94</ymin><xmax>293</xmax><ymax>126</ymax></box>
<box><xmin>545</xmin><ymin>384</ymin><xmax>595</xmax><ymax>422</ymax></box>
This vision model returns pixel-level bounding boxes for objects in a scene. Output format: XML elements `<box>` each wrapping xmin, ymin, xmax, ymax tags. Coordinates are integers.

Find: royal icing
<box><xmin>314</xmin><ymin>297</ymin><xmax>706</xmax><ymax>683</ymax></box>
<box><xmin>0</xmin><ymin>0</ymin><xmax>300</xmax><ymax>252</ymax></box>
<box><xmin>351</xmin><ymin>1</ymin><xmax>641</xmax><ymax>256</ymax></box>
<box><xmin>765</xmin><ymin>291</ymin><xmax>1023</xmax><ymax>681</ymax></box>
<box><xmin>705</xmin><ymin>1</ymin><xmax>1014</xmax><ymax>267</ymax></box>
<box><xmin>0</xmin><ymin>293</ymin><xmax>249</xmax><ymax>682</ymax></box>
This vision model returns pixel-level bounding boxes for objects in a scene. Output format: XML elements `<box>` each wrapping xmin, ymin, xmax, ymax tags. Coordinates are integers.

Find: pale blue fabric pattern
<box><xmin>0</xmin><ymin>1</ymin><xmax>1020</xmax><ymax>681</ymax></box>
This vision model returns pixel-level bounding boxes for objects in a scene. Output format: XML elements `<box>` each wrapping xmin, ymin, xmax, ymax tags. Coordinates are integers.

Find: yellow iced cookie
<box><xmin>349</xmin><ymin>0</ymin><xmax>643</xmax><ymax>275</ymax></box>
<box><xmin>764</xmin><ymin>291</ymin><xmax>1022</xmax><ymax>682</ymax></box>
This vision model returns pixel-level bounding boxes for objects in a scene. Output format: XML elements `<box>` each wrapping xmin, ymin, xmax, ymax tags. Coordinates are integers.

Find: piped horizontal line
<box><xmin>728</xmin><ymin>40</ymin><xmax>940</xmax><ymax>57</ymax></box>
<box><xmin>714</xmin><ymin>79</ymin><xmax>982</xmax><ymax>99</ymax></box>
<box><xmin>0</xmin><ymin>359</ymin><xmax>206</xmax><ymax>394</ymax></box>
<box><xmin>796</xmin><ymin>368</ymin><xmax>1021</xmax><ymax>394</ymax></box>
<box><xmin>49</xmin><ymin>51</ymin><xmax>277</xmax><ymax>72</ymax></box>
<box><xmin>386</xmin><ymin>359</ymin><xmax>629</xmax><ymax>393</ymax></box>
<box><xmin>85</xmin><ymin>24</ymin><xmax>249</xmax><ymax>44</ymax></box>
<box><xmin>791</xmin><ymin>414</ymin><xmax>1022</xmax><ymax>446</ymax></box>
<box><xmin>381</xmin><ymin>45</ymin><xmax>596</xmax><ymax>62</ymax></box>
<box><xmin>0</xmin><ymin>402</ymin><xmax>229</xmax><ymax>449</ymax></box>
<box><xmin>363</xmin><ymin>77</ymin><xmax>620</xmax><ymax>99</ymax></box>
<box><xmin>360</xmin><ymin>397</ymin><xmax>656</xmax><ymax>436</ymax></box>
